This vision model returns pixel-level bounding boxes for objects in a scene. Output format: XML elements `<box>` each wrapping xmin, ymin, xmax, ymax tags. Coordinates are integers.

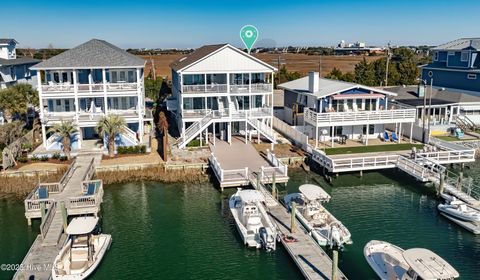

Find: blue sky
<box><xmin>4</xmin><ymin>0</ymin><xmax>480</xmax><ymax>49</ymax></box>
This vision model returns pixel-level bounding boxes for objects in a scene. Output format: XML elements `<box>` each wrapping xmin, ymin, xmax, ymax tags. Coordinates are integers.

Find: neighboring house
<box><xmin>422</xmin><ymin>38</ymin><xmax>480</xmax><ymax>92</ymax></box>
<box><xmin>278</xmin><ymin>72</ymin><xmax>416</xmax><ymax>146</ymax></box>
<box><xmin>168</xmin><ymin>44</ymin><xmax>277</xmax><ymax>148</ymax></box>
<box><xmin>30</xmin><ymin>39</ymin><xmax>149</xmax><ymax>151</ymax></box>
<box><xmin>0</xmin><ymin>39</ymin><xmax>39</xmax><ymax>89</ymax></box>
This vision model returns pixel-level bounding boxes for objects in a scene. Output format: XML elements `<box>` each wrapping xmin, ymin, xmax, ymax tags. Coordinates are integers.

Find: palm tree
<box><xmin>48</xmin><ymin>121</ymin><xmax>77</xmax><ymax>160</ymax></box>
<box><xmin>0</xmin><ymin>84</ymin><xmax>38</xmax><ymax>123</ymax></box>
<box><xmin>157</xmin><ymin>111</ymin><xmax>169</xmax><ymax>161</ymax></box>
<box><xmin>96</xmin><ymin>115</ymin><xmax>126</xmax><ymax>157</ymax></box>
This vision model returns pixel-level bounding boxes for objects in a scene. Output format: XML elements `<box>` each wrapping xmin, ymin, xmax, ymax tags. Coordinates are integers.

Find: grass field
<box><xmin>325</xmin><ymin>143</ymin><xmax>423</xmax><ymax>155</ymax></box>
<box><xmin>140</xmin><ymin>53</ymin><xmax>382</xmax><ymax>79</ymax></box>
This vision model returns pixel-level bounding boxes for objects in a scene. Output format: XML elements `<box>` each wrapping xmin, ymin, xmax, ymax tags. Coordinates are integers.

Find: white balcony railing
<box><xmin>182</xmin><ymin>84</ymin><xmax>228</xmax><ymax>94</ymax></box>
<box><xmin>229</xmin><ymin>84</ymin><xmax>272</xmax><ymax>93</ymax></box>
<box><xmin>304</xmin><ymin>107</ymin><xmax>416</xmax><ymax>126</ymax></box>
<box><xmin>41</xmin><ymin>82</ymin><xmax>140</xmax><ymax>93</ymax></box>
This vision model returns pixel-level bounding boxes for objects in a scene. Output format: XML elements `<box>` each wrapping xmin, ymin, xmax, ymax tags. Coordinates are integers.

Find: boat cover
<box><xmin>299</xmin><ymin>184</ymin><xmax>331</xmax><ymax>202</ymax></box>
<box><xmin>66</xmin><ymin>216</ymin><xmax>99</xmax><ymax>235</ymax></box>
<box><xmin>403</xmin><ymin>248</ymin><xmax>459</xmax><ymax>279</ymax></box>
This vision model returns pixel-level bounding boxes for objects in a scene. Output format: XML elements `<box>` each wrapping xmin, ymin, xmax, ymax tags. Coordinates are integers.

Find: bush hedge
<box><xmin>117</xmin><ymin>145</ymin><xmax>147</xmax><ymax>155</ymax></box>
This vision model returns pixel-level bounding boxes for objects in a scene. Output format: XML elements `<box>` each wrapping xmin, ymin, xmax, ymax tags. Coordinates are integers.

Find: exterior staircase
<box><xmin>177</xmin><ymin>112</ymin><xmax>217</xmax><ymax>149</ymax></box>
<box><xmin>121</xmin><ymin>125</ymin><xmax>139</xmax><ymax>146</ymax></box>
<box><xmin>247</xmin><ymin>118</ymin><xmax>276</xmax><ymax>143</ymax></box>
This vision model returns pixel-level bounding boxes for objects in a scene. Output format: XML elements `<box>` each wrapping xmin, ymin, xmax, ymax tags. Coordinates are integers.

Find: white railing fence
<box><xmin>272</xmin><ymin>116</ymin><xmax>309</xmax><ymax>150</ymax></box>
<box><xmin>40</xmin><ymin>201</ymin><xmax>57</xmax><ymax>240</ymax></box>
<box><xmin>122</xmin><ymin>125</ymin><xmax>139</xmax><ymax>145</ymax></box>
<box><xmin>304</xmin><ymin>107</ymin><xmax>416</xmax><ymax>125</ymax></box>
<box><xmin>182</xmin><ymin>84</ymin><xmax>228</xmax><ymax>94</ymax></box>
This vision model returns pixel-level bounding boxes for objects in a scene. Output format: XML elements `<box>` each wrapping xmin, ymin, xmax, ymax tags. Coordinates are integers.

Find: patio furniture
<box><xmin>383</xmin><ymin>131</ymin><xmax>389</xmax><ymax>142</ymax></box>
<box><xmin>391</xmin><ymin>132</ymin><xmax>398</xmax><ymax>142</ymax></box>
<box><xmin>38</xmin><ymin>187</ymin><xmax>48</xmax><ymax>199</ymax></box>
<box><xmin>86</xmin><ymin>182</ymin><xmax>96</xmax><ymax>196</ymax></box>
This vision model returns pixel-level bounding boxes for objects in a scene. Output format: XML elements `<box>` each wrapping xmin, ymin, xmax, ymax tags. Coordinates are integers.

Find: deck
<box><xmin>14</xmin><ymin>154</ymin><xmax>103</xmax><ymax>280</ymax></box>
<box><xmin>209</xmin><ymin>138</ymin><xmax>288</xmax><ymax>189</ymax></box>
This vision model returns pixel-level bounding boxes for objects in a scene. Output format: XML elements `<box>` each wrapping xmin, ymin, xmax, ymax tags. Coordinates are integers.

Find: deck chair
<box><xmin>38</xmin><ymin>187</ymin><xmax>48</xmax><ymax>199</ymax></box>
<box><xmin>86</xmin><ymin>183</ymin><xmax>96</xmax><ymax>196</ymax></box>
<box><xmin>391</xmin><ymin>132</ymin><xmax>398</xmax><ymax>142</ymax></box>
<box><xmin>383</xmin><ymin>131</ymin><xmax>389</xmax><ymax>142</ymax></box>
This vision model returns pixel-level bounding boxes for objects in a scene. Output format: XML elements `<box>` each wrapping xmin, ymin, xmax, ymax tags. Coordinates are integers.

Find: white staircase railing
<box><xmin>122</xmin><ymin>125</ymin><xmax>139</xmax><ymax>145</ymax></box>
<box><xmin>247</xmin><ymin>118</ymin><xmax>276</xmax><ymax>143</ymax></box>
<box><xmin>178</xmin><ymin>112</ymin><xmax>215</xmax><ymax>148</ymax></box>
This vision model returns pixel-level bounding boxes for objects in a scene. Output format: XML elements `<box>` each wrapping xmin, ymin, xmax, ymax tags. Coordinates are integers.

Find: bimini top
<box><xmin>299</xmin><ymin>184</ymin><xmax>331</xmax><ymax>202</ymax></box>
<box><xmin>237</xmin><ymin>189</ymin><xmax>265</xmax><ymax>203</ymax></box>
<box><xmin>66</xmin><ymin>216</ymin><xmax>99</xmax><ymax>235</ymax></box>
<box><xmin>403</xmin><ymin>248</ymin><xmax>459</xmax><ymax>279</ymax></box>
<box><xmin>31</xmin><ymin>39</ymin><xmax>145</xmax><ymax>70</ymax></box>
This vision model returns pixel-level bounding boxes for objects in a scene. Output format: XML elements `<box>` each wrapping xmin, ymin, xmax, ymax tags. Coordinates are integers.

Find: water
<box><xmin>1</xmin><ymin>167</ymin><xmax>480</xmax><ymax>280</ymax></box>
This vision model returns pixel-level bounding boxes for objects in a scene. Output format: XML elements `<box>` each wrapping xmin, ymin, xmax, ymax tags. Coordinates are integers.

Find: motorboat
<box><xmin>438</xmin><ymin>196</ymin><xmax>480</xmax><ymax>224</ymax></box>
<box><xmin>229</xmin><ymin>189</ymin><xmax>277</xmax><ymax>251</ymax></box>
<box><xmin>284</xmin><ymin>184</ymin><xmax>352</xmax><ymax>248</ymax></box>
<box><xmin>52</xmin><ymin>216</ymin><xmax>112</xmax><ymax>279</ymax></box>
<box><xmin>364</xmin><ymin>240</ymin><xmax>459</xmax><ymax>280</ymax></box>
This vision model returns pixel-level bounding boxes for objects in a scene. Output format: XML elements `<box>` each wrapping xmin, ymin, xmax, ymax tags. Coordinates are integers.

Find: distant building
<box><xmin>0</xmin><ymin>39</ymin><xmax>39</xmax><ymax>89</ymax></box>
<box><xmin>31</xmin><ymin>39</ymin><xmax>151</xmax><ymax>152</ymax></box>
<box><xmin>168</xmin><ymin>44</ymin><xmax>277</xmax><ymax>149</ymax></box>
<box><xmin>334</xmin><ymin>40</ymin><xmax>382</xmax><ymax>55</ymax></box>
<box><xmin>421</xmin><ymin>38</ymin><xmax>480</xmax><ymax>92</ymax></box>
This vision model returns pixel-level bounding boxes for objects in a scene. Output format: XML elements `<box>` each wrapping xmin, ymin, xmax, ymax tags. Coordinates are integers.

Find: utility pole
<box><xmin>422</xmin><ymin>81</ymin><xmax>427</xmax><ymax>143</ymax></box>
<box><xmin>385</xmin><ymin>42</ymin><xmax>391</xmax><ymax>87</ymax></box>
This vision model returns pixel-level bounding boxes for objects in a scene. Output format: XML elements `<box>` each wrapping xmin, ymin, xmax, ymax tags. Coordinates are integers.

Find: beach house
<box><xmin>168</xmin><ymin>44</ymin><xmax>277</xmax><ymax>148</ymax></box>
<box><xmin>31</xmin><ymin>39</ymin><xmax>150</xmax><ymax>151</ymax></box>
<box><xmin>279</xmin><ymin>72</ymin><xmax>416</xmax><ymax>147</ymax></box>
<box><xmin>0</xmin><ymin>38</ymin><xmax>39</xmax><ymax>89</ymax></box>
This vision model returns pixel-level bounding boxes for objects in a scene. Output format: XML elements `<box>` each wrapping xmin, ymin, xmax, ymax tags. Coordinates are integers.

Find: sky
<box><xmin>3</xmin><ymin>0</ymin><xmax>480</xmax><ymax>49</ymax></box>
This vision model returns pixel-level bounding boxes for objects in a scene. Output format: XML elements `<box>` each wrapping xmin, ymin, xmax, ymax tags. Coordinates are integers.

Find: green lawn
<box><xmin>435</xmin><ymin>136</ymin><xmax>461</xmax><ymax>142</ymax></box>
<box><xmin>324</xmin><ymin>143</ymin><xmax>424</xmax><ymax>155</ymax></box>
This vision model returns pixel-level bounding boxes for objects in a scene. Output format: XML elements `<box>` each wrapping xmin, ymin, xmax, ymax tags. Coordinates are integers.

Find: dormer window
<box><xmin>434</xmin><ymin>51</ymin><xmax>439</xmax><ymax>61</ymax></box>
<box><xmin>461</xmin><ymin>51</ymin><xmax>469</xmax><ymax>62</ymax></box>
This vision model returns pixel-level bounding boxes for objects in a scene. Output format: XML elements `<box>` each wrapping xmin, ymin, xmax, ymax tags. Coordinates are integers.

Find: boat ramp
<box><xmin>13</xmin><ymin>154</ymin><xmax>104</xmax><ymax>280</ymax></box>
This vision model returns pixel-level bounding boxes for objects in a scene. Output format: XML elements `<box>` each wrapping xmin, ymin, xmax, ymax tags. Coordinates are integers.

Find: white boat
<box><xmin>229</xmin><ymin>189</ymin><xmax>277</xmax><ymax>251</ymax></box>
<box><xmin>364</xmin><ymin>240</ymin><xmax>459</xmax><ymax>280</ymax></box>
<box><xmin>284</xmin><ymin>184</ymin><xmax>352</xmax><ymax>248</ymax></box>
<box><xmin>438</xmin><ymin>196</ymin><xmax>480</xmax><ymax>224</ymax></box>
<box><xmin>52</xmin><ymin>216</ymin><xmax>112</xmax><ymax>280</ymax></box>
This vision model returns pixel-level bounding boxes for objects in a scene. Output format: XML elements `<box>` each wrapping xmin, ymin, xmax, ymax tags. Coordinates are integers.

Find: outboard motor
<box><xmin>259</xmin><ymin>227</ymin><xmax>268</xmax><ymax>249</ymax></box>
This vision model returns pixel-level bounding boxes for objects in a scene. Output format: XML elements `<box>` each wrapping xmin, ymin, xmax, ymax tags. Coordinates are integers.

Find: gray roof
<box><xmin>386</xmin><ymin>85</ymin><xmax>480</xmax><ymax>107</ymax></box>
<box><xmin>278</xmin><ymin>76</ymin><xmax>397</xmax><ymax>98</ymax></box>
<box><xmin>31</xmin><ymin>39</ymin><xmax>145</xmax><ymax>70</ymax></box>
<box><xmin>0</xmin><ymin>39</ymin><xmax>17</xmax><ymax>45</ymax></box>
<box><xmin>433</xmin><ymin>38</ymin><xmax>480</xmax><ymax>51</ymax></box>
<box><xmin>0</xmin><ymin>57</ymin><xmax>40</xmax><ymax>67</ymax></box>
<box><xmin>170</xmin><ymin>44</ymin><xmax>228</xmax><ymax>71</ymax></box>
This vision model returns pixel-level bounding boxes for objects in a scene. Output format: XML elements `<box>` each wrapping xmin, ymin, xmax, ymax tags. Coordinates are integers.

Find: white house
<box><xmin>168</xmin><ymin>44</ymin><xmax>277</xmax><ymax>148</ymax></box>
<box><xmin>30</xmin><ymin>39</ymin><xmax>150</xmax><ymax>151</ymax></box>
<box><xmin>0</xmin><ymin>38</ymin><xmax>39</xmax><ymax>89</ymax></box>
<box><xmin>279</xmin><ymin>72</ymin><xmax>417</xmax><ymax>147</ymax></box>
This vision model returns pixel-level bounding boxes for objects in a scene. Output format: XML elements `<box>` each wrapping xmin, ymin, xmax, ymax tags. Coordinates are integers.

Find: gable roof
<box><xmin>31</xmin><ymin>39</ymin><xmax>145</xmax><ymax>70</ymax></box>
<box><xmin>278</xmin><ymin>75</ymin><xmax>397</xmax><ymax>98</ymax></box>
<box><xmin>0</xmin><ymin>39</ymin><xmax>18</xmax><ymax>45</ymax></box>
<box><xmin>433</xmin><ymin>38</ymin><xmax>480</xmax><ymax>51</ymax></box>
<box><xmin>0</xmin><ymin>57</ymin><xmax>40</xmax><ymax>67</ymax></box>
<box><xmin>169</xmin><ymin>43</ymin><xmax>277</xmax><ymax>72</ymax></box>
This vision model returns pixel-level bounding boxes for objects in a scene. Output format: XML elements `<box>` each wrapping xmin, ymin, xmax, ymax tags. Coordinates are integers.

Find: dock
<box><xmin>14</xmin><ymin>154</ymin><xmax>103</xmax><ymax>280</ymax></box>
<box><xmin>209</xmin><ymin>138</ymin><xmax>288</xmax><ymax>189</ymax></box>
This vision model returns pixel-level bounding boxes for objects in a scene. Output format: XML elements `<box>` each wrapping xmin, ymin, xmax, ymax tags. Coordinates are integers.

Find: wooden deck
<box><xmin>209</xmin><ymin>138</ymin><xmax>288</xmax><ymax>189</ymax></box>
<box><xmin>14</xmin><ymin>154</ymin><xmax>103</xmax><ymax>280</ymax></box>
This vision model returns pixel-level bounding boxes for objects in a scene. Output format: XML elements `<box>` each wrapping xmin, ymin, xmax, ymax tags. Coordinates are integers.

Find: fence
<box><xmin>272</xmin><ymin>116</ymin><xmax>309</xmax><ymax>149</ymax></box>
<box><xmin>40</xmin><ymin>202</ymin><xmax>57</xmax><ymax>240</ymax></box>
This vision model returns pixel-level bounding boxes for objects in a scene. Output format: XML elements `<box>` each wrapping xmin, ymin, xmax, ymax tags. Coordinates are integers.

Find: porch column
<box><xmin>410</xmin><ymin>122</ymin><xmax>413</xmax><ymax>143</ymax></box>
<box><xmin>213</xmin><ymin>122</ymin><xmax>216</xmax><ymax>146</ymax></box>
<box><xmin>376</xmin><ymin>98</ymin><xmax>380</xmax><ymax>111</ymax></box>
<box><xmin>315</xmin><ymin>126</ymin><xmax>318</xmax><ymax>149</ymax></box>
<box><xmin>37</xmin><ymin>71</ymin><xmax>44</xmax><ymax>120</ymax></box>
<box><xmin>385</xmin><ymin>96</ymin><xmax>388</xmax><ymax>110</ymax></box>
<box><xmin>136</xmin><ymin>68</ymin><xmax>143</xmax><ymax>143</ymax></box>
<box><xmin>227</xmin><ymin>122</ymin><xmax>232</xmax><ymax>145</ymax></box>
<box><xmin>88</xmin><ymin>69</ymin><xmax>93</xmax><ymax>92</ymax></box>
<box><xmin>73</xmin><ymin>70</ymin><xmax>79</xmax><ymax>114</ymax></box>
<box><xmin>331</xmin><ymin>125</ymin><xmax>335</xmax><ymax>148</ymax></box>
<box><xmin>245</xmin><ymin>120</ymin><xmax>248</xmax><ymax>144</ymax></box>
<box><xmin>399</xmin><ymin>122</ymin><xmax>402</xmax><ymax>144</ymax></box>
<box><xmin>102</xmin><ymin>68</ymin><xmax>107</xmax><ymax>115</ymax></box>
<box><xmin>42</xmin><ymin>124</ymin><xmax>47</xmax><ymax>148</ymax></box>
<box><xmin>365</xmin><ymin>124</ymin><xmax>369</xmax><ymax>146</ymax></box>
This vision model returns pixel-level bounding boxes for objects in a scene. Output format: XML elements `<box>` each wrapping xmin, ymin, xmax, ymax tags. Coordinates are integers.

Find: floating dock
<box><xmin>13</xmin><ymin>154</ymin><xmax>103</xmax><ymax>280</ymax></box>
<box><xmin>439</xmin><ymin>213</ymin><xmax>480</xmax><ymax>234</ymax></box>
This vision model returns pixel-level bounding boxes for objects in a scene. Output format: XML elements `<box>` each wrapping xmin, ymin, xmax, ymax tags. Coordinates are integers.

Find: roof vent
<box><xmin>308</xmin><ymin>71</ymin><xmax>320</xmax><ymax>93</ymax></box>
<box><xmin>179</xmin><ymin>57</ymin><xmax>187</xmax><ymax>62</ymax></box>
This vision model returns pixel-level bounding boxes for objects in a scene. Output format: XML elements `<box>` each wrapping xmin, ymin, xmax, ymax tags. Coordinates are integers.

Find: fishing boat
<box><xmin>438</xmin><ymin>193</ymin><xmax>480</xmax><ymax>234</ymax></box>
<box><xmin>52</xmin><ymin>216</ymin><xmax>112</xmax><ymax>280</ymax></box>
<box><xmin>283</xmin><ymin>184</ymin><xmax>352</xmax><ymax>248</ymax></box>
<box><xmin>229</xmin><ymin>189</ymin><xmax>277</xmax><ymax>251</ymax></box>
<box><xmin>364</xmin><ymin>240</ymin><xmax>459</xmax><ymax>280</ymax></box>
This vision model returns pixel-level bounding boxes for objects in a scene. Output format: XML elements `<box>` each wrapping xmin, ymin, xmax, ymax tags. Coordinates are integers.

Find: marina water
<box><xmin>1</xmin><ymin>167</ymin><xmax>480</xmax><ymax>279</ymax></box>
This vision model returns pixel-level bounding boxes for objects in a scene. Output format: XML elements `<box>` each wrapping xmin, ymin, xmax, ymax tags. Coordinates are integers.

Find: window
<box><xmin>112</xmin><ymin>72</ymin><xmax>118</xmax><ymax>83</ymax></box>
<box><xmin>461</xmin><ymin>51</ymin><xmax>469</xmax><ymax>62</ymax></box>
<box><xmin>62</xmin><ymin>72</ymin><xmax>68</xmax><ymax>82</ymax></box>
<box><xmin>65</xmin><ymin>100</ymin><xmax>71</xmax><ymax>111</ymax></box>
<box><xmin>434</xmin><ymin>51</ymin><xmax>439</xmax><ymax>61</ymax></box>
<box><xmin>467</xmin><ymin>74</ymin><xmax>477</xmax><ymax>80</ymax></box>
<box><xmin>128</xmin><ymin>71</ymin><xmax>135</xmax><ymax>83</ymax></box>
<box><xmin>119</xmin><ymin>71</ymin><xmax>126</xmax><ymax>82</ymax></box>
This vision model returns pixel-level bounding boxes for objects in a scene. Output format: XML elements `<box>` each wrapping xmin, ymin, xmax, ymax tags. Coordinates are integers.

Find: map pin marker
<box><xmin>240</xmin><ymin>25</ymin><xmax>258</xmax><ymax>54</ymax></box>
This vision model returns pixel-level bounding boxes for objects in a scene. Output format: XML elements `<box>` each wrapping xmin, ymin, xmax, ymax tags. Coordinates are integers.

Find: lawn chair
<box><xmin>85</xmin><ymin>182</ymin><xmax>96</xmax><ymax>196</ymax></box>
<box><xmin>38</xmin><ymin>187</ymin><xmax>48</xmax><ymax>199</ymax></box>
<box><xmin>383</xmin><ymin>131</ymin><xmax>389</xmax><ymax>142</ymax></box>
<box><xmin>391</xmin><ymin>132</ymin><xmax>398</xmax><ymax>142</ymax></box>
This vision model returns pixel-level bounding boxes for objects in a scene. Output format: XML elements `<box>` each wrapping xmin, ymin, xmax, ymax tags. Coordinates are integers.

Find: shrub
<box><xmin>117</xmin><ymin>145</ymin><xmax>147</xmax><ymax>155</ymax></box>
<box><xmin>51</xmin><ymin>152</ymin><xmax>61</xmax><ymax>160</ymax></box>
<box><xmin>59</xmin><ymin>155</ymin><xmax>68</xmax><ymax>161</ymax></box>
<box><xmin>21</xmin><ymin>143</ymin><xmax>33</xmax><ymax>151</ymax></box>
<box><xmin>40</xmin><ymin>155</ymin><xmax>49</xmax><ymax>162</ymax></box>
<box><xmin>18</xmin><ymin>156</ymin><xmax>28</xmax><ymax>163</ymax></box>
<box><xmin>187</xmin><ymin>139</ymin><xmax>201</xmax><ymax>148</ymax></box>
<box><xmin>31</xmin><ymin>155</ymin><xmax>40</xmax><ymax>161</ymax></box>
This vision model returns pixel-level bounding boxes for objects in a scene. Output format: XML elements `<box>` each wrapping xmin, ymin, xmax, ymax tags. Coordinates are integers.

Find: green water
<box><xmin>1</xmin><ymin>167</ymin><xmax>480</xmax><ymax>280</ymax></box>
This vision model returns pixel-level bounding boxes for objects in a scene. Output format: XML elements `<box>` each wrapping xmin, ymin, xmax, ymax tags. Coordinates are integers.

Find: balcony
<box><xmin>182</xmin><ymin>84</ymin><xmax>228</xmax><ymax>94</ymax></box>
<box><xmin>304</xmin><ymin>107</ymin><xmax>416</xmax><ymax>127</ymax></box>
<box><xmin>230</xmin><ymin>83</ymin><xmax>272</xmax><ymax>93</ymax></box>
<box><xmin>41</xmin><ymin>81</ymin><xmax>140</xmax><ymax>94</ymax></box>
<box><xmin>181</xmin><ymin>83</ymin><xmax>272</xmax><ymax>94</ymax></box>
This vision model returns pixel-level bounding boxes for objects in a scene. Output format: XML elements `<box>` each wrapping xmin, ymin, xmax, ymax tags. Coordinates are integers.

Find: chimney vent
<box><xmin>308</xmin><ymin>71</ymin><xmax>319</xmax><ymax>93</ymax></box>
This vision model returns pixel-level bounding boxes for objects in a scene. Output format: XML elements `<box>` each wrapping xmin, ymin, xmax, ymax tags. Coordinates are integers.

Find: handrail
<box><xmin>304</xmin><ymin>107</ymin><xmax>416</xmax><ymax>125</ymax></box>
<box><xmin>182</xmin><ymin>84</ymin><xmax>228</xmax><ymax>94</ymax></box>
<box><xmin>82</xmin><ymin>158</ymin><xmax>96</xmax><ymax>181</ymax></box>
<box><xmin>122</xmin><ymin>125</ymin><xmax>139</xmax><ymax>145</ymax></box>
<box><xmin>58</xmin><ymin>158</ymin><xmax>76</xmax><ymax>191</ymax></box>
<box><xmin>40</xmin><ymin>201</ymin><xmax>57</xmax><ymax>240</ymax></box>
